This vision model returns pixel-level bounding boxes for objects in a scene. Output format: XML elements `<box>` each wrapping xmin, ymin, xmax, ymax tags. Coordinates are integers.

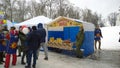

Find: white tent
<box><xmin>7</xmin><ymin>20</ymin><xmax>14</xmax><ymax>30</ymax></box>
<box><xmin>15</xmin><ymin>16</ymin><xmax>52</xmax><ymax>28</ymax></box>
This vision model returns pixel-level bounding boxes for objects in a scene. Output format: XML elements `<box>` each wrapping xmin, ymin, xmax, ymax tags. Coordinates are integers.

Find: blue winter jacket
<box><xmin>6</xmin><ymin>33</ymin><xmax>18</xmax><ymax>54</ymax></box>
<box><xmin>94</xmin><ymin>28</ymin><xmax>102</xmax><ymax>41</ymax></box>
<box><xmin>37</xmin><ymin>23</ymin><xmax>46</xmax><ymax>43</ymax></box>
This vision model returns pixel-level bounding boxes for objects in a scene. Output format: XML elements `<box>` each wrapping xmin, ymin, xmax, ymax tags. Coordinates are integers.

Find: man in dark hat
<box><xmin>25</xmin><ymin>26</ymin><xmax>41</xmax><ymax>68</ymax></box>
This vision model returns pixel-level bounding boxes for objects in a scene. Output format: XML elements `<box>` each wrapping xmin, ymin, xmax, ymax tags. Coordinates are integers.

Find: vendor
<box><xmin>76</xmin><ymin>26</ymin><xmax>84</xmax><ymax>58</ymax></box>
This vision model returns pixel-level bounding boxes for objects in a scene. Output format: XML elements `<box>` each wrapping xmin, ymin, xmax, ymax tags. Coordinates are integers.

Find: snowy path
<box><xmin>0</xmin><ymin>50</ymin><xmax>120</xmax><ymax>68</ymax></box>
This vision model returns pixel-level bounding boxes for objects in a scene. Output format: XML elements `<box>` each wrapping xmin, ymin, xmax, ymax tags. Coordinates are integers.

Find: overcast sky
<box><xmin>68</xmin><ymin>0</ymin><xmax>120</xmax><ymax>18</ymax></box>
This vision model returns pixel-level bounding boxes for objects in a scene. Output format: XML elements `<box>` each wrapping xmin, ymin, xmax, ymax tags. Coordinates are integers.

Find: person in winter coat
<box><xmin>18</xmin><ymin>26</ymin><xmax>28</xmax><ymax>65</ymax></box>
<box><xmin>25</xmin><ymin>26</ymin><xmax>41</xmax><ymax>68</ymax></box>
<box><xmin>17</xmin><ymin>26</ymin><xmax>22</xmax><ymax>57</ymax></box>
<box><xmin>76</xmin><ymin>27</ymin><xmax>84</xmax><ymax>58</ymax></box>
<box><xmin>37</xmin><ymin>23</ymin><xmax>48</xmax><ymax>60</ymax></box>
<box><xmin>0</xmin><ymin>29</ymin><xmax>6</xmax><ymax>64</ymax></box>
<box><xmin>2</xmin><ymin>26</ymin><xmax>9</xmax><ymax>58</ymax></box>
<box><xmin>4</xmin><ymin>27</ymin><xmax>18</xmax><ymax>68</ymax></box>
<box><xmin>94</xmin><ymin>25</ymin><xmax>103</xmax><ymax>50</ymax></box>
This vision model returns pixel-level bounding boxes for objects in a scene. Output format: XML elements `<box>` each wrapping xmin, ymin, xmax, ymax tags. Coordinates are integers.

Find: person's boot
<box><xmin>32</xmin><ymin>65</ymin><xmax>36</xmax><ymax>68</ymax></box>
<box><xmin>25</xmin><ymin>65</ymin><xmax>31</xmax><ymax>68</ymax></box>
<box><xmin>98</xmin><ymin>47</ymin><xmax>101</xmax><ymax>50</ymax></box>
<box><xmin>21</xmin><ymin>61</ymin><xmax>26</xmax><ymax>65</ymax></box>
<box><xmin>0</xmin><ymin>58</ymin><xmax>4</xmax><ymax>63</ymax></box>
<box><xmin>0</xmin><ymin>62</ymin><xmax>3</xmax><ymax>64</ymax></box>
<box><xmin>44</xmin><ymin>57</ymin><xmax>48</xmax><ymax>60</ymax></box>
<box><xmin>21</xmin><ymin>58</ymin><xmax>26</xmax><ymax>65</ymax></box>
<box><xmin>2</xmin><ymin>60</ymin><xmax>5</xmax><ymax>62</ymax></box>
<box><xmin>4</xmin><ymin>65</ymin><xmax>9</xmax><ymax>68</ymax></box>
<box><xmin>76</xmin><ymin>51</ymin><xmax>83</xmax><ymax>58</ymax></box>
<box><xmin>17</xmin><ymin>54</ymin><xmax>21</xmax><ymax>57</ymax></box>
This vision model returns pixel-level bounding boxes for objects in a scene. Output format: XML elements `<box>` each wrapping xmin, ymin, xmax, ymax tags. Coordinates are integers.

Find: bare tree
<box><xmin>2</xmin><ymin>0</ymin><xmax>18</xmax><ymax>22</ymax></box>
<box><xmin>45</xmin><ymin>0</ymin><xmax>56</xmax><ymax>18</ymax></box>
<box><xmin>0</xmin><ymin>0</ymin><xmax>103</xmax><ymax>24</ymax></box>
<box><xmin>67</xmin><ymin>6</ymin><xmax>81</xmax><ymax>19</ymax></box>
<box><xmin>108</xmin><ymin>12</ymin><xmax>118</xmax><ymax>26</ymax></box>
<box><xmin>82</xmin><ymin>9</ymin><xmax>92</xmax><ymax>22</ymax></box>
<box><xmin>28</xmin><ymin>0</ymin><xmax>48</xmax><ymax>17</ymax></box>
<box><xmin>0</xmin><ymin>0</ymin><xmax>10</xmax><ymax>19</ymax></box>
<box><xmin>14</xmin><ymin>0</ymin><xmax>28</xmax><ymax>22</ymax></box>
<box><xmin>82</xmin><ymin>8</ymin><xmax>101</xmax><ymax>26</ymax></box>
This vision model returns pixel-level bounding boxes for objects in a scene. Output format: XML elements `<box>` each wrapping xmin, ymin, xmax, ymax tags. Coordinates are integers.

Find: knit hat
<box><xmin>37</xmin><ymin>23</ymin><xmax>43</xmax><ymax>28</ymax></box>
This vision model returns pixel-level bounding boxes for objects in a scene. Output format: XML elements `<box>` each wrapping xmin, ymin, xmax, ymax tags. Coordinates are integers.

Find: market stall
<box><xmin>47</xmin><ymin>16</ymin><xmax>95</xmax><ymax>56</ymax></box>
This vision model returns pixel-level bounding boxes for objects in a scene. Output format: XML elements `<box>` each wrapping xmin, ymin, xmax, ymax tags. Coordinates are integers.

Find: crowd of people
<box><xmin>0</xmin><ymin>23</ymin><xmax>48</xmax><ymax>68</ymax></box>
<box><xmin>0</xmin><ymin>21</ymin><xmax>107</xmax><ymax>68</ymax></box>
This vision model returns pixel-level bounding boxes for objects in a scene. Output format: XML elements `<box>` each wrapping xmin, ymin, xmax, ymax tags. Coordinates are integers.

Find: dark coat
<box><xmin>18</xmin><ymin>31</ymin><xmax>28</xmax><ymax>51</ymax></box>
<box><xmin>27</xmin><ymin>30</ymin><xmax>41</xmax><ymax>50</ymax></box>
<box><xmin>37</xmin><ymin>23</ymin><xmax>46</xmax><ymax>43</ymax></box>
<box><xmin>18</xmin><ymin>31</ymin><xmax>26</xmax><ymax>44</ymax></box>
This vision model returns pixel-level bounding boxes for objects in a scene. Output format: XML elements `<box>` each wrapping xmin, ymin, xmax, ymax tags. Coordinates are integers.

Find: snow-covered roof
<box><xmin>15</xmin><ymin>16</ymin><xmax>52</xmax><ymax>27</ymax></box>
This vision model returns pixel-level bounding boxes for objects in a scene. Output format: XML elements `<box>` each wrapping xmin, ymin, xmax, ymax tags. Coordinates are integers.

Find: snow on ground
<box><xmin>101</xmin><ymin>26</ymin><xmax>120</xmax><ymax>50</ymax></box>
<box><xmin>0</xmin><ymin>26</ymin><xmax>120</xmax><ymax>68</ymax></box>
